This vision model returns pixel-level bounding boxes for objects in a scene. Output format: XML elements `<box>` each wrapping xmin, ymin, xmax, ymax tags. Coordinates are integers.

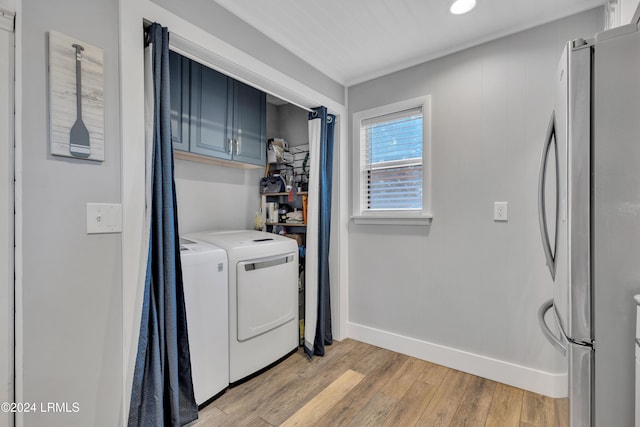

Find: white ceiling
<box><xmin>213</xmin><ymin>0</ymin><xmax>605</xmax><ymax>86</ymax></box>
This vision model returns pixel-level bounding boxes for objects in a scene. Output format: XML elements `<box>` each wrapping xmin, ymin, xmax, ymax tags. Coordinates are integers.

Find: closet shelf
<box><xmin>261</xmin><ymin>191</ymin><xmax>308</xmax><ymax>196</ymax></box>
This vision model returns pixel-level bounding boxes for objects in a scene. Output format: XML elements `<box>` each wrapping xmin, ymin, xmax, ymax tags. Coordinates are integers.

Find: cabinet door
<box><xmin>169</xmin><ymin>51</ymin><xmax>190</xmax><ymax>152</ymax></box>
<box><xmin>190</xmin><ymin>61</ymin><xmax>233</xmax><ymax>159</ymax></box>
<box><xmin>232</xmin><ymin>81</ymin><xmax>266</xmax><ymax>166</ymax></box>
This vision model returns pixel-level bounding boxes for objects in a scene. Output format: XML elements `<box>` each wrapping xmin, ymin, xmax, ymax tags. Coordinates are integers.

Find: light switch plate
<box><xmin>87</xmin><ymin>203</ymin><xmax>122</xmax><ymax>234</ymax></box>
<box><xmin>494</xmin><ymin>202</ymin><xmax>508</xmax><ymax>221</ymax></box>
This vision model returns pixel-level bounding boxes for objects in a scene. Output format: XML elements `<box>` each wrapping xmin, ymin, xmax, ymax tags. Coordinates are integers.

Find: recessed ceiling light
<box><xmin>449</xmin><ymin>0</ymin><xmax>477</xmax><ymax>15</ymax></box>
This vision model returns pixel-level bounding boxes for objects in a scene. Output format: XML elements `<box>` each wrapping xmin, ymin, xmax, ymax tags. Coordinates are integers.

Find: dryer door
<box><xmin>236</xmin><ymin>252</ymin><xmax>297</xmax><ymax>341</ymax></box>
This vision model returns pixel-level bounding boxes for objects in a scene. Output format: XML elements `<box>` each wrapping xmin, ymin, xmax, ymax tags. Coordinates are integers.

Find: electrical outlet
<box><xmin>494</xmin><ymin>202</ymin><xmax>508</xmax><ymax>221</ymax></box>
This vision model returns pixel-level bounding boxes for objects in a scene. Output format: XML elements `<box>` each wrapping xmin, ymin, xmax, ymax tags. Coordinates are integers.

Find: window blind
<box><xmin>360</xmin><ymin>107</ymin><xmax>423</xmax><ymax>211</ymax></box>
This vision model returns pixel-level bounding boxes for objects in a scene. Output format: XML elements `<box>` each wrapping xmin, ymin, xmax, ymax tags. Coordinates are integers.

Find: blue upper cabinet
<box><xmin>232</xmin><ymin>81</ymin><xmax>266</xmax><ymax>166</ymax></box>
<box><xmin>169</xmin><ymin>51</ymin><xmax>190</xmax><ymax>152</ymax></box>
<box><xmin>169</xmin><ymin>51</ymin><xmax>266</xmax><ymax>167</ymax></box>
<box><xmin>190</xmin><ymin>61</ymin><xmax>233</xmax><ymax>160</ymax></box>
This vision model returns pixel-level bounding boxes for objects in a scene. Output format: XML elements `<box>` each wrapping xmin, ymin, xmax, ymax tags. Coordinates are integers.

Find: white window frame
<box><xmin>352</xmin><ymin>95</ymin><xmax>432</xmax><ymax>225</ymax></box>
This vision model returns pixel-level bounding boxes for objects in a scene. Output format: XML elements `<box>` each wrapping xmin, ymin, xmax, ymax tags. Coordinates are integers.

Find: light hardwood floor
<box><xmin>194</xmin><ymin>338</ymin><xmax>568</xmax><ymax>427</ymax></box>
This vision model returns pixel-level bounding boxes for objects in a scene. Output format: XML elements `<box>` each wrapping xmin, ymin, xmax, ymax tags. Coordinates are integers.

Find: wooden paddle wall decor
<box><xmin>48</xmin><ymin>30</ymin><xmax>105</xmax><ymax>161</ymax></box>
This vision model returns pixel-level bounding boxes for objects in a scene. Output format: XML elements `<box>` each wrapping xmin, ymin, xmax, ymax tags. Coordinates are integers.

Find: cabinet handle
<box><xmin>228</xmin><ymin>139</ymin><xmax>233</xmax><ymax>155</ymax></box>
<box><xmin>236</xmin><ymin>136</ymin><xmax>241</xmax><ymax>156</ymax></box>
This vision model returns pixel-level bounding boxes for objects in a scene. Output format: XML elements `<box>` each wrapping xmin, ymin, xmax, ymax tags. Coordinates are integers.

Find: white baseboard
<box><xmin>347</xmin><ymin>322</ymin><xmax>567</xmax><ymax>398</ymax></box>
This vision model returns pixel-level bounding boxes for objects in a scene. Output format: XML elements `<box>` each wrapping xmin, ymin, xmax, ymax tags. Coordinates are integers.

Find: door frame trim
<box><xmin>0</xmin><ymin>6</ymin><xmax>15</xmax><ymax>427</ymax></box>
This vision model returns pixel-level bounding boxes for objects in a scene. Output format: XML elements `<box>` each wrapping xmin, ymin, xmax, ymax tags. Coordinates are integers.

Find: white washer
<box><xmin>186</xmin><ymin>230</ymin><xmax>298</xmax><ymax>383</ymax></box>
<box><xmin>180</xmin><ymin>238</ymin><xmax>228</xmax><ymax>405</ymax></box>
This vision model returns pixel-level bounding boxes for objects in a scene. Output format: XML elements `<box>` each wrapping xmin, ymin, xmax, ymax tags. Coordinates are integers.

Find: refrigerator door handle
<box><xmin>538</xmin><ymin>111</ymin><xmax>558</xmax><ymax>280</ymax></box>
<box><xmin>538</xmin><ymin>299</ymin><xmax>567</xmax><ymax>355</ymax></box>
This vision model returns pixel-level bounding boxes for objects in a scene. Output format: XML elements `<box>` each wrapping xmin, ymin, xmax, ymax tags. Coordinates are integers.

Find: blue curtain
<box><xmin>128</xmin><ymin>23</ymin><xmax>198</xmax><ymax>427</ymax></box>
<box><xmin>306</xmin><ymin>106</ymin><xmax>335</xmax><ymax>357</ymax></box>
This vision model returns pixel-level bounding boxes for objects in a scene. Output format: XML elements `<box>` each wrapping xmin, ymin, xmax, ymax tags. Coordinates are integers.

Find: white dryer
<box><xmin>180</xmin><ymin>238</ymin><xmax>228</xmax><ymax>405</ymax></box>
<box><xmin>186</xmin><ymin>230</ymin><xmax>298</xmax><ymax>383</ymax></box>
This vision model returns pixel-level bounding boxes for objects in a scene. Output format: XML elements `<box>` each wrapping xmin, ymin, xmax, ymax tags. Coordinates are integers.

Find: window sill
<box><xmin>351</xmin><ymin>214</ymin><xmax>433</xmax><ymax>226</ymax></box>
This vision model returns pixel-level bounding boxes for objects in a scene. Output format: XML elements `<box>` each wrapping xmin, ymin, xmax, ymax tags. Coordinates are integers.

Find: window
<box><xmin>352</xmin><ymin>96</ymin><xmax>432</xmax><ymax>225</ymax></box>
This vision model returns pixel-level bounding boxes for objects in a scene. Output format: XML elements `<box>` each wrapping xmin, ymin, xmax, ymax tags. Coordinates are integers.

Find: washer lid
<box><xmin>179</xmin><ymin>237</ymin><xmax>225</xmax><ymax>254</ymax></box>
<box><xmin>186</xmin><ymin>230</ymin><xmax>294</xmax><ymax>251</ymax></box>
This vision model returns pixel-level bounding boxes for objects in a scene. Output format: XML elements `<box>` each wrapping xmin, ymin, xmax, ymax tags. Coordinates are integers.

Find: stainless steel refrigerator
<box><xmin>537</xmin><ymin>20</ymin><xmax>640</xmax><ymax>427</ymax></box>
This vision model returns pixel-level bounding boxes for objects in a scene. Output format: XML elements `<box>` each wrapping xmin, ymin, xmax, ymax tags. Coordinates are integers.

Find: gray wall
<box><xmin>267</xmin><ymin>102</ymin><xmax>309</xmax><ymax>146</ymax></box>
<box><xmin>175</xmin><ymin>161</ymin><xmax>262</xmax><ymax>234</ymax></box>
<box><xmin>347</xmin><ymin>8</ymin><xmax>602</xmax><ymax>375</ymax></box>
<box><xmin>20</xmin><ymin>1</ymin><xmax>122</xmax><ymax>426</ymax></box>
<box><xmin>151</xmin><ymin>0</ymin><xmax>344</xmax><ymax>106</ymax></box>
<box><xmin>276</xmin><ymin>103</ymin><xmax>309</xmax><ymax>148</ymax></box>
<box><xmin>266</xmin><ymin>102</ymin><xmax>280</xmax><ymax>141</ymax></box>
